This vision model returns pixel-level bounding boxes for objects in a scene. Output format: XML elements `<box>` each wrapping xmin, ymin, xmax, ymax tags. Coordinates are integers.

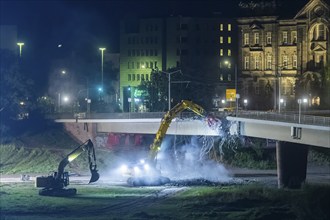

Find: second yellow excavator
<box><xmin>122</xmin><ymin>100</ymin><xmax>217</xmax><ymax>186</ymax></box>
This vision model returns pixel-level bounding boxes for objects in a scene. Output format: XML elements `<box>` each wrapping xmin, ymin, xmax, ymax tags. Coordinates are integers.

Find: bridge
<box><xmin>54</xmin><ymin>111</ymin><xmax>330</xmax><ymax>189</ymax></box>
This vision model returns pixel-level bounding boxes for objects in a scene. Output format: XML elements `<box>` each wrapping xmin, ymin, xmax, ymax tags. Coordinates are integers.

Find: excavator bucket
<box><xmin>89</xmin><ymin>169</ymin><xmax>100</xmax><ymax>183</ymax></box>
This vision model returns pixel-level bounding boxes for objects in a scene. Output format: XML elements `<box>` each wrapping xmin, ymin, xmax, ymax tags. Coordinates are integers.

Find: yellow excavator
<box><xmin>35</xmin><ymin>139</ymin><xmax>99</xmax><ymax>196</ymax></box>
<box><xmin>124</xmin><ymin>100</ymin><xmax>217</xmax><ymax>186</ymax></box>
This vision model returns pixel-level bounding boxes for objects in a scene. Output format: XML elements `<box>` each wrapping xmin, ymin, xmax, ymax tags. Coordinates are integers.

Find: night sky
<box><xmin>1</xmin><ymin>0</ymin><xmax>308</xmax><ymax>92</ymax></box>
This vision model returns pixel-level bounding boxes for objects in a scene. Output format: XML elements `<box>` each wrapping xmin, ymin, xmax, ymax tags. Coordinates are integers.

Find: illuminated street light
<box><xmin>61</xmin><ymin>70</ymin><xmax>66</xmax><ymax>75</ymax></box>
<box><xmin>243</xmin><ymin>99</ymin><xmax>248</xmax><ymax>110</ymax></box>
<box><xmin>17</xmin><ymin>42</ymin><xmax>24</xmax><ymax>57</ymax></box>
<box><xmin>99</xmin><ymin>47</ymin><xmax>106</xmax><ymax>89</ymax></box>
<box><xmin>298</xmin><ymin>98</ymin><xmax>308</xmax><ymax>123</ymax></box>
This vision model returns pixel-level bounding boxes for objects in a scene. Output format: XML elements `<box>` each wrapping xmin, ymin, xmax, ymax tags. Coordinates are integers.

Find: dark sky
<box><xmin>0</xmin><ymin>0</ymin><xmax>309</xmax><ymax>92</ymax></box>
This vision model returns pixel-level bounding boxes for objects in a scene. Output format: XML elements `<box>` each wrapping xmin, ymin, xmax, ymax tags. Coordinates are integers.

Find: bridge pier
<box><xmin>276</xmin><ymin>141</ymin><xmax>308</xmax><ymax>189</ymax></box>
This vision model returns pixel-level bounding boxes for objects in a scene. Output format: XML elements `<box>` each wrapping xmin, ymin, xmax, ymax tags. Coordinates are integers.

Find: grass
<box><xmin>1</xmin><ymin>182</ymin><xmax>329</xmax><ymax>220</ymax></box>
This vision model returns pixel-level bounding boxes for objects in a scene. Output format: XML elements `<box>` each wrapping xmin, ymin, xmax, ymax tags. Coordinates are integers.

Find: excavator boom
<box><xmin>36</xmin><ymin>139</ymin><xmax>99</xmax><ymax>196</ymax></box>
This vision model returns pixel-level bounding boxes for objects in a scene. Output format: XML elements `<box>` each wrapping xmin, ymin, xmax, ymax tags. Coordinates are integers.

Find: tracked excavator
<box><xmin>122</xmin><ymin>100</ymin><xmax>217</xmax><ymax>186</ymax></box>
<box><xmin>35</xmin><ymin>139</ymin><xmax>99</xmax><ymax>196</ymax></box>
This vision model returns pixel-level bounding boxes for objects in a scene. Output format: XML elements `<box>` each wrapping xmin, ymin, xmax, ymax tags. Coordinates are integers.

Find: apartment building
<box><xmin>237</xmin><ymin>0</ymin><xmax>329</xmax><ymax>110</ymax></box>
<box><xmin>120</xmin><ymin>16</ymin><xmax>237</xmax><ymax>111</ymax></box>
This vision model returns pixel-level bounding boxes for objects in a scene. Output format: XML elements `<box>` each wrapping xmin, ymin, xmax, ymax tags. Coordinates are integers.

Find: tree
<box><xmin>0</xmin><ymin>50</ymin><xmax>34</xmax><ymax>136</ymax></box>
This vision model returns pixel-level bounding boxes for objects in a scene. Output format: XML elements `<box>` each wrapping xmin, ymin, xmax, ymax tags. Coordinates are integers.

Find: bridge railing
<box><xmin>49</xmin><ymin>111</ymin><xmax>329</xmax><ymax>127</ymax></box>
<box><xmin>232</xmin><ymin>111</ymin><xmax>330</xmax><ymax>127</ymax></box>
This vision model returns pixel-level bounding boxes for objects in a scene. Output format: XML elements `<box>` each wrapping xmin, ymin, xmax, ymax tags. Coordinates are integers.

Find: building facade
<box><xmin>120</xmin><ymin>16</ymin><xmax>237</xmax><ymax>112</ymax></box>
<box><xmin>237</xmin><ymin>0</ymin><xmax>329</xmax><ymax>110</ymax></box>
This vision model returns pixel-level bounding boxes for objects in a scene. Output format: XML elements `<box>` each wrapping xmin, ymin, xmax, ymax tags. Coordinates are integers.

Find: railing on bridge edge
<box><xmin>50</xmin><ymin>111</ymin><xmax>330</xmax><ymax>127</ymax></box>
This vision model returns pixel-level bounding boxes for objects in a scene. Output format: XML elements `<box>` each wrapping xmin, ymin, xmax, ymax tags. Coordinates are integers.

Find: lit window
<box><xmin>220</xmin><ymin>36</ymin><xmax>223</xmax><ymax>44</ymax></box>
<box><xmin>244</xmin><ymin>33</ymin><xmax>249</xmax><ymax>45</ymax></box>
<box><xmin>254</xmin><ymin>32</ymin><xmax>259</xmax><ymax>45</ymax></box>
<box><xmin>228</xmin><ymin>49</ymin><xmax>231</xmax><ymax>56</ymax></box>
<box><xmin>220</xmin><ymin>49</ymin><xmax>223</xmax><ymax>56</ymax></box>
<box><xmin>244</xmin><ymin>56</ymin><xmax>249</xmax><ymax>70</ymax></box>
<box><xmin>293</xmin><ymin>54</ymin><xmax>297</xmax><ymax>69</ymax></box>
<box><xmin>255</xmin><ymin>56</ymin><xmax>260</xmax><ymax>70</ymax></box>
<box><xmin>228</xmin><ymin>24</ymin><xmax>231</xmax><ymax>31</ymax></box>
<box><xmin>292</xmin><ymin>31</ymin><xmax>297</xmax><ymax>44</ymax></box>
<box><xmin>267</xmin><ymin>55</ymin><xmax>272</xmax><ymax>70</ymax></box>
<box><xmin>283</xmin><ymin>55</ymin><xmax>288</xmax><ymax>69</ymax></box>
<box><xmin>228</xmin><ymin>37</ymin><xmax>231</xmax><ymax>44</ymax></box>
<box><xmin>220</xmin><ymin>24</ymin><xmax>223</xmax><ymax>31</ymax></box>
<box><xmin>266</xmin><ymin>32</ymin><xmax>272</xmax><ymax>45</ymax></box>
<box><xmin>283</xmin><ymin>32</ymin><xmax>288</xmax><ymax>44</ymax></box>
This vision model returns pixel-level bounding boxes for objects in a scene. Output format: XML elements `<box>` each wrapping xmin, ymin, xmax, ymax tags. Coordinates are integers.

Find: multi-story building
<box><xmin>120</xmin><ymin>16</ymin><xmax>237</xmax><ymax>112</ymax></box>
<box><xmin>237</xmin><ymin>0</ymin><xmax>329</xmax><ymax>110</ymax></box>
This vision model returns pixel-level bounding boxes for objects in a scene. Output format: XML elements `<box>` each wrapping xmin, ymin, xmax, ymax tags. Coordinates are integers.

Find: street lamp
<box><xmin>99</xmin><ymin>47</ymin><xmax>106</xmax><ymax>89</ymax></box>
<box><xmin>243</xmin><ymin>99</ymin><xmax>248</xmax><ymax>110</ymax></box>
<box><xmin>298</xmin><ymin>98</ymin><xmax>308</xmax><ymax>123</ymax></box>
<box><xmin>17</xmin><ymin>42</ymin><xmax>24</xmax><ymax>57</ymax></box>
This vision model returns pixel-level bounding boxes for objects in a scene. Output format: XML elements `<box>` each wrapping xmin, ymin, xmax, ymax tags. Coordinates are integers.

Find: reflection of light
<box><xmin>134</xmin><ymin>166</ymin><xmax>140</xmax><ymax>173</ymax></box>
<box><xmin>140</xmin><ymin>159</ymin><xmax>145</xmax><ymax>164</ymax></box>
<box><xmin>144</xmin><ymin>164</ymin><xmax>150</xmax><ymax>170</ymax></box>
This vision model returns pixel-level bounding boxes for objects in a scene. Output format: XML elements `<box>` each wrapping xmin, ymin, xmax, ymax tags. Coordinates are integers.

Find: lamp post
<box><xmin>243</xmin><ymin>99</ymin><xmax>248</xmax><ymax>110</ymax></box>
<box><xmin>154</xmin><ymin>68</ymin><xmax>181</xmax><ymax>111</ymax></box>
<box><xmin>99</xmin><ymin>47</ymin><xmax>106</xmax><ymax>89</ymax></box>
<box><xmin>298</xmin><ymin>98</ymin><xmax>308</xmax><ymax>123</ymax></box>
<box><xmin>17</xmin><ymin>42</ymin><xmax>24</xmax><ymax>57</ymax></box>
<box><xmin>235</xmin><ymin>64</ymin><xmax>239</xmax><ymax>116</ymax></box>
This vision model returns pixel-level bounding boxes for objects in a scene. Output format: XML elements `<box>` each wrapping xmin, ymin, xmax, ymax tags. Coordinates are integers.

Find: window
<box><xmin>137</xmin><ymin>74</ymin><xmax>140</xmax><ymax>81</ymax></box>
<box><xmin>266</xmin><ymin>32</ymin><xmax>272</xmax><ymax>45</ymax></box>
<box><xmin>220</xmin><ymin>49</ymin><xmax>223</xmax><ymax>56</ymax></box>
<box><xmin>146</xmin><ymin>74</ymin><xmax>149</xmax><ymax>81</ymax></box>
<box><xmin>255</xmin><ymin>85</ymin><xmax>260</xmax><ymax>94</ymax></box>
<box><xmin>244</xmin><ymin>33</ymin><xmax>249</xmax><ymax>45</ymax></box>
<box><xmin>141</xmin><ymin>50</ymin><xmax>144</xmax><ymax>56</ymax></box>
<box><xmin>313</xmin><ymin>24</ymin><xmax>326</xmax><ymax>40</ymax></box>
<box><xmin>255</xmin><ymin>56</ymin><xmax>260</xmax><ymax>70</ymax></box>
<box><xmin>283</xmin><ymin>31</ymin><xmax>288</xmax><ymax>44</ymax></box>
<box><xmin>228</xmin><ymin>49</ymin><xmax>231</xmax><ymax>56</ymax></box>
<box><xmin>154</xmin><ymin>61</ymin><xmax>157</xmax><ymax>68</ymax></box>
<box><xmin>132</xmin><ymin>49</ymin><xmax>136</xmax><ymax>56</ymax></box>
<box><xmin>154</xmin><ymin>50</ymin><xmax>158</xmax><ymax>56</ymax></box>
<box><xmin>132</xmin><ymin>74</ymin><xmax>135</xmax><ymax>81</ymax></box>
<box><xmin>254</xmin><ymin>32</ymin><xmax>259</xmax><ymax>45</ymax></box>
<box><xmin>228</xmin><ymin>24</ymin><xmax>231</xmax><ymax>31</ymax></box>
<box><xmin>128</xmin><ymin>50</ymin><xmax>131</xmax><ymax>56</ymax></box>
<box><xmin>283</xmin><ymin>55</ymin><xmax>288</xmax><ymax>69</ymax></box>
<box><xmin>292</xmin><ymin>31</ymin><xmax>297</xmax><ymax>44</ymax></box>
<box><xmin>293</xmin><ymin>54</ymin><xmax>297</xmax><ymax>69</ymax></box>
<box><xmin>228</xmin><ymin>74</ymin><xmax>231</xmax><ymax>81</ymax></box>
<box><xmin>132</xmin><ymin>62</ymin><xmax>134</xmax><ymax>69</ymax></box>
<box><xmin>127</xmin><ymin>62</ymin><xmax>130</xmax><ymax>69</ymax></box>
<box><xmin>220</xmin><ymin>24</ymin><xmax>223</xmax><ymax>31</ymax></box>
<box><xmin>220</xmin><ymin>36</ymin><xmax>223</xmax><ymax>44</ymax></box>
<box><xmin>244</xmin><ymin>56</ymin><xmax>249</xmax><ymax>70</ymax></box>
<box><xmin>150</xmin><ymin>50</ymin><xmax>154</xmax><ymax>56</ymax></box>
<box><xmin>137</xmin><ymin>62</ymin><xmax>140</xmax><ymax>69</ymax></box>
<box><xmin>228</xmin><ymin>37</ymin><xmax>231</xmax><ymax>44</ymax></box>
<box><xmin>150</xmin><ymin>61</ymin><xmax>153</xmax><ymax>69</ymax></box>
<box><xmin>266</xmin><ymin>55</ymin><xmax>272</xmax><ymax>70</ymax></box>
<box><xmin>141</xmin><ymin>74</ymin><xmax>145</xmax><ymax>81</ymax></box>
<box><xmin>128</xmin><ymin>74</ymin><xmax>131</xmax><ymax>81</ymax></box>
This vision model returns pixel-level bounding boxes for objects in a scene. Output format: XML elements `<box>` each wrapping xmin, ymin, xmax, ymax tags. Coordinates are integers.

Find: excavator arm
<box><xmin>148</xmin><ymin>100</ymin><xmax>207</xmax><ymax>164</ymax></box>
<box><xmin>36</xmin><ymin>139</ymin><xmax>99</xmax><ymax>196</ymax></box>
